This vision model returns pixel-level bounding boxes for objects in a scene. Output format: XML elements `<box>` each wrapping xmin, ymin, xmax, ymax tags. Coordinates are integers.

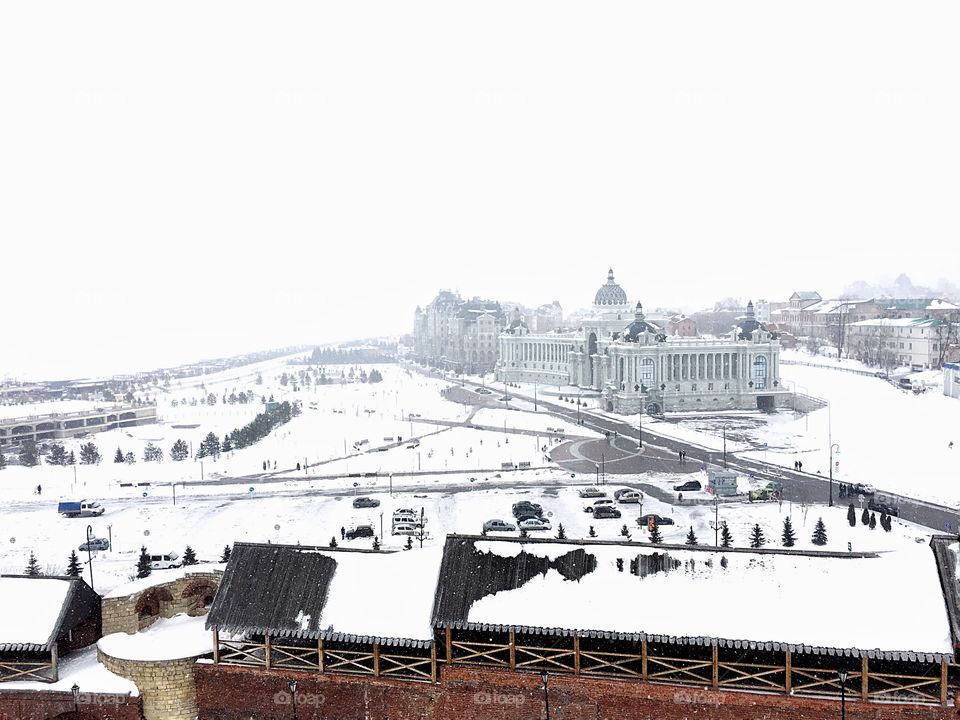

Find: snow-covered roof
<box><xmin>207</xmin><ymin>543</ymin><xmax>443</xmax><ymax>647</ymax></box>
<box><xmin>432</xmin><ymin>537</ymin><xmax>953</xmax><ymax>661</ymax></box>
<box><xmin>927</xmin><ymin>299</ymin><xmax>960</xmax><ymax>311</ymax></box>
<box><xmin>0</xmin><ymin>576</ymin><xmax>99</xmax><ymax>653</ymax></box>
<box><xmin>850</xmin><ymin>317</ymin><xmax>941</xmax><ymax>328</ymax></box>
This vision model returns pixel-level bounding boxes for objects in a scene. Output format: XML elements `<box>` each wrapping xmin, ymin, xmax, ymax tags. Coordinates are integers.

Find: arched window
<box><xmin>754</xmin><ymin>356</ymin><xmax>767</xmax><ymax>389</ymax></box>
<box><xmin>641</xmin><ymin>358</ymin><xmax>654</xmax><ymax>385</ymax></box>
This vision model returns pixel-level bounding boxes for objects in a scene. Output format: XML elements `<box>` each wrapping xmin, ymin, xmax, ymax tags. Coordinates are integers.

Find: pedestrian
<box><xmin>36</xmin><ymin>484</ymin><xmax>42</xmax><ymax>495</ymax></box>
<box><xmin>263</xmin><ymin>460</ymin><xmax>267</xmax><ymax>471</ymax></box>
<box><xmin>798</xmin><ymin>460</ymin><xmax>803</xmax><ymax>472</ymax></box>
<box><xmin>678</xmin><ymin>493</ymin><xmax>683</xmax><ymax>504</ymax></box>
<box><xmin>341</xmin><ymin>526</ymin><xmax>346</xmax><ymax>540</ymax></box>
<box><xmin>950</xmin><ymin>441</ymin><xmax>954</xmax><ymax>450</ymax></box>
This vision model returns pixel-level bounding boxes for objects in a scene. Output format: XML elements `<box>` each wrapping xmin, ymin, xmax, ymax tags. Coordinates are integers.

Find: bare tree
<box><xmin>935</xmin><ymin>312</ymin><xmax>959</xmax><ymax>367</ymax></box>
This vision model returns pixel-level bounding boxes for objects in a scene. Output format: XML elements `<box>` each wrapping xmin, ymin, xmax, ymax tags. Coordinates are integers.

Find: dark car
<box><xmin>673</xmin><ymin>480</ymin><xmax>702</xmax><ymax>492</ymax></box>
<box><xmin>78</xmin><ymin>537</ymin><xmax>110</xmax><ymax>552</ymax></box>
<box><xmin>849</xmin><ymin>483</ymin><xmax>876</xmax><ymax>497</ymax></box>
<box><xmin>352</xmin><ymin>497</ymin><xmax>380</xmax><ymax>509</ymax></box>
<box><xmin>345</xmin><ymin>525</ymin><xmax>375</xmax><ymax>540</ymax></box>
<box><xmin>637</xmin><ymin>514</ymin><xmax>674</xmax><ymax>527</ymax></box>
<box><xmin>512</xmin><ymin>501</ymin><xmax>543</xmax><ymax>518</ymax></box>
<box><xmin>593</xmin><ymin>505</ymin><xmax>622</xmax><ymax>519</ymax></box>
<box><xmin>868</xmin><ymin>498</ymin><xmax>900</xmax><ymax>517</ymax></box>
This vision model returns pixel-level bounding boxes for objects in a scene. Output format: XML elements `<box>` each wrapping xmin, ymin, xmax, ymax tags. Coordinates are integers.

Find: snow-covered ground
<box><xmin>99</xmin><ymin>613</ymin><xmax>211</xmax><ymax>661</ymax></box>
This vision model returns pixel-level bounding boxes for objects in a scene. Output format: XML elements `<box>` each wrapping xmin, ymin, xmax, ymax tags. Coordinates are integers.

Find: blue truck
<box><xmin>57</xmin><ymin>500</ymin><xmax>105</xmax><ymax>518</ymax></box>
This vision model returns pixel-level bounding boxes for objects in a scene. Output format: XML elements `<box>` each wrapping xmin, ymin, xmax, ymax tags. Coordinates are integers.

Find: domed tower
<box><xmin>591</xmin><ymin>268</ymin><xmax>631</xmax><ymax>324</ymax></box>
<box><xmin>737</xmin><ymin>300</ymin><xmax>764</xmax><ymax>340</ymax></box>
<box><xmin>622</xmin><ymin>302</ymin><xmax>660</xmax><ymax>343</ymax></box>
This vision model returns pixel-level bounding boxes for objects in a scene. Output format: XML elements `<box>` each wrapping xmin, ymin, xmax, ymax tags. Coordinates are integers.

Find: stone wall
<box><xmin>102</xmin><ymin>570</ymin><xmax>221</xmax><ymax>636</ymax></box>
<box><xmin>0</xmin><ymin>688</ymin><xmax>140</xmax><ymax>720</ymax></box>
<box><xmin>99</xmin><ymin>648</ymin><xmax>197</xmax><ymax>720</ymax></box>
<box><xmin>195</xmin><ymin>662</ymin><xmax>960</xmax><ymax>720</ymax></box>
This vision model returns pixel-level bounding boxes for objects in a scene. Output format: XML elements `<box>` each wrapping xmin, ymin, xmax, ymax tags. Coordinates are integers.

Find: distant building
<box><xmin>667</xmin><ymin>315</ymin><xmax>697</xmax><ymax>337</ymax></box>
<box><xmin>530</xmin><ymin>301</ymin><xmax>564</xmax><ymax>334</ymax></box>
<box><xmin>497</xmin><ymin>270</ymin><xmax>790</xmax><ymax>414</ymax></box>
<box><xmin>847</xmin><ymin>317</ymin><xmax>948</xmax><ymax>370</ymax></box>
<box><xmin>413</xmin><ymin>291</ymin><xmax>505</xmax><ymax>374</ymax></box>
<box><xmin>944</xmin><ymin>363</ymin><xmax>960</xmax><ymax>400</ymax></box>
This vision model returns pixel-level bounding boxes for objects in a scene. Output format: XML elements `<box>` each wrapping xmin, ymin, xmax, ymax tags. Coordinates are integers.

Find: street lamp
<box><xmin>540</xmin><ymin>670</ymin><xmax>550</xmax><ymax>720</ymax></box>
<box><xmin>288</xmin><ymin>679</ymin><xmax>298</xmax><ymax>720</ymax></box>
<box><xmin>85</xmin><ymin>525</ymin><xmax>94</xmax><ymax>591</ymax></box>
<box><xmin>838</xmin><ymin>670</ymin><xmax>847</xmax><ymax>720</ymax></box>
<box><xmin>829</xmin><ymin>443</ymin><xmax>840</xmax><ymax>508</ymax></box>
<box><xmin>708</xmin><ymin>495</ymin><xmax>720</xmax><ymax>546</ymax></box>
<box><xmin>72</xmin><ymin>683</ymin><xmax>80</xmax><ymax>718</ymax></box>
<box><xmin>577</xmin><ymin>390</ymin><xmax>582</xmax><ymax>424</ymax></box>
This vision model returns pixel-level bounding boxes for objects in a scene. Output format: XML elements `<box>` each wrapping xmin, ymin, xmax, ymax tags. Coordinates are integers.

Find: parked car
<box><xmin>353</xmin><ymin>497</ymin><xmax>380</xmax><ymax>509</ymax></box>
<box><xmin>749</xmin><ymin>488</ymin><xmax>776</xmax><ymax>502</ymax></box>
<box><xmin>519</xmin><ymin>518</ymin><xmax>552</xmax><ymax>531</ymax></box>
<box><xmin>474</xmin><ymin>387</ymin><xmax>492</xmax><ymax>395</ymax></box>
<box><xmin>78</xmin><ymin>537</ymin><xmax>109</xmax><ymax>552</ymax></box>
<box><xmin>898</xmin><ymin>378</ymin><xmax>912</xmax><ymax>389</ymax></box>
<box><xmin>584</xmin><ymin>499</ymin><xmax>615</xmax><ymax>513</ymax></box>
<box><xmin>617</xmin><ymin>491</ymin><xmax>643</xmax><ymax>504</ymax></box>
<box><xmin>345</xmin><ymin>525</ymin><xmax>375</xmax><ymax>540</ymax></box>
<box><xmin>638</xmin><ymin>514</ymin><xmax>674</xmax><ymax>527</ymax></box>
<box><xmin>148</xmin><ymin>551</ymin><xmax>180</xmax><ymax>570</ymax></box>
<box><xmin>613</xmin><ymin>489</ymin><xmax>634</xmax><ymax>500</ymax></box>
<box><xmin>405</xmin><ymin>441</ymin><xmax>420</xmax><ymax>449</ymax></box>
<box><xmin>512</xmin><ymin>501</ymin><xmax>543</xmax><ymax>518</ymax></box>
<box><xmin>867</xmin><ymin>498</ymin><xmax>899</xmax><ymax>516</ymax></box>
<box><xmin>578</xmin><ymin>487</ymin><xmax>607</xmax><ymax>499</ymax></box>
<box><xmin>673</xmin><ymin>480</ymin><xmax>703</xmax><ymax>492</ymax></box>
<box><xmin>483</xmin><ymin>519</ymin><xmax>517</xmax><ymax>533</ymax></box>
<box><xmin>392</xmin><ymin>523</ymin><xmax>419</xmax><ymax>536</ymax></box>
<box><xmin>849</xmin><ymin>483</ymin><xmax>876</xmax><ymax>496</ymax></box>
<box><xmin>58</xmin><ymin>500</ymin><xmax>105</xmax><ymax>518</ymax></box>
<box><xmin>593</xmin><ymin>505</ymin><xmax>622</xmax><ymax>519</ymax></box>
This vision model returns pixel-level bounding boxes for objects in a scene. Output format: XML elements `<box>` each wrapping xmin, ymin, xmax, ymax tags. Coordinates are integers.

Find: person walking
<box><xmin>340</xmin><ymin>526</ymin><xmax>346</xmax><ymax>540</ymax></box>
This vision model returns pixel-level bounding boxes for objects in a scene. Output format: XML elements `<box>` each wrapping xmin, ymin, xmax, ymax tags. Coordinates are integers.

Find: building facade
<box><xmin>944</xmin><ymin>363</ymin><xmax>960</xmax><ymax>400</ymax></box>
<box><xmin>497</xmin><ymin>270</ymin><xmax>790</xmax><ymax>414</ymax></box>
<box><xmin>413</xmin><ymin>291</ymin><xmax>505</xmax><ymax>374</ymax></box>
<box><xmin>848</xmin><ymin>317</ymin><xmax>949</xmax><ymax>370</ymax></box>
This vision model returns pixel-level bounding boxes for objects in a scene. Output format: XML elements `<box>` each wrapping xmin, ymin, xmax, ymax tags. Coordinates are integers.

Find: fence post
<box><xmin>861</xmin><ymin>656</ymin><xmax>868</xmax><ymax>700</ymax></box>
<box><xmin>784</xmin><ymin>649</ymin><xmax>791</xmax><ymax>694</ymax></box>
<box><xmin>712</xmin><ymin>644</ymin><xmax>718</xmax><ymax>690</ymax></box>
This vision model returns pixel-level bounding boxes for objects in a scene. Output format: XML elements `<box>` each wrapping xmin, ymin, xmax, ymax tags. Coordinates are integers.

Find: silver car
<box><xmin>483</xmin><ymin>519</ymin><xmax>517</xmax><ymax>533</ymax></box>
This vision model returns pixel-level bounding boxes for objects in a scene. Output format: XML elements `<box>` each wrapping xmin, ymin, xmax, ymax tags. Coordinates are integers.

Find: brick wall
<box><xmin>0</xmin><ymin>689</ymin><xmax>140</xmax><ymax>720</ymax></box>
<box><xmin>196</xmin><ymin>663</ymin><xmax>960</xmax><ymax>720</ymax></box>
<box><xmin>102</xmin><ymin>571</ymin><xmax>220</xmax><ymax>636</ymax></box>
<box><xmin>99</xmin><ymin>649</ymin><xmax>197</xmax><ymax>720</ymax></box>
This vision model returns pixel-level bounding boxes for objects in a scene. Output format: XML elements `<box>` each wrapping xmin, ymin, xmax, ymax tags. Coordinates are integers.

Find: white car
<box><xmin>519</xmin><ymin>518</ymin><xmax>552</xmax><ymax>531</ymax></box>
<box><xmin>392</xmin><ymin>523</ymin><xmax>419</xmax><ymax>536</ymax></box>
<box><xmin>584</xmin><ymin>499</ymin><xmax>615</xmax><ymax>513</ymax></box>
<box><xmin>578</xmin><ymin>487</ymin><xmax>607</xmax><ymax>499</ymax></box>
<box><xmin>148</xmin><ymin>552</ymin><xmax>180</xmax><ymax>570</ymax></box>
<box><xmin>617</xmin><ymin>491</ymin><xmax>643</xmax><ymax>504</ymax></box>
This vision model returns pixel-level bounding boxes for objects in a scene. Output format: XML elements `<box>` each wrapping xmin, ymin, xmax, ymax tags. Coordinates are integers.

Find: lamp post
<box><xmin>577</xmin><ymin>390</ymin><xmax>582</xmax><ymax>425</ymax></box>
<box><xmin>601</xmin><ymin>453</ymin><xmax>605</xmax><ymax>485</ymax></box>
<box><xmin>72</xmin><ymin>683</ymin><xmax>80</xmax><ymax>718</ymax></box>
<box><xmin>288</xmin><ymin>679</ymin><xmax>298</xmax><ymax>720</ymax></box>
<box><xmin>85</xmin><ymin>525</ymin><xmax>94</xmax><ymax>591</ymax></box>
<box><xmin>829</xmin><ymin>443</ymin><xmax>840</xmax><ymax>507</ymax></box>
<box><xmin>540</xmin><ymin>670</ymin><xmax>550</xmax><ymax>720</ymax></box>
<box><xmin>722</xmin><ymin>423</ymin><xmax>728</xmax><ymax>469</ymax></box>
<box><xmin>838</xmin><ymin>670</ymin><xmax>847</xmax><ymax>720</ymax></box>
<box><xmin>708</xmin><ymin>495</ymin><xmax>720</xmax><ymax>546</ymax></box>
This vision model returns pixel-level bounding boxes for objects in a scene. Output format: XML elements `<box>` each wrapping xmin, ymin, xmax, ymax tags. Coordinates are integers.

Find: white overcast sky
<box><xmin>1</xmin><ymin>1</ymin><xmax>958</xmax><ymax>380</ymax></box>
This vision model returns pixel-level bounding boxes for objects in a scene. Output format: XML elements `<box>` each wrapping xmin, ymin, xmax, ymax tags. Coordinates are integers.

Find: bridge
<box><xmin>0</xmin><ymin>404</ymin><xmax>157</xmax><ymax>446</ymax></box>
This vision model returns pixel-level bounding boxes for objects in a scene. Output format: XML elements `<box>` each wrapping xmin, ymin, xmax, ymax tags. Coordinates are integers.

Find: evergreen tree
<box><xmin>220</xmin><ymin>545</ymin><xmax>232</xmax><ymax>563</ymax></box>
<box><xmin>170</xmin><ymin>439</ymin><xmax>189</xmax><ymax>462</ymax></box>
<box><xmin>720</xmin><ymin>522</ymin><xmax>733</xmax><ymax>548</ymax></box>
<box><xmin>648</xmin><ymin>523</ymin><xmax>663</xmax><ymax>544</ymax></box>
<box><xmin>18</xmin><ymin>440</ymin><xmax>38</xmax><ymax>467</ymax></box>
<box><xmin>66</xmin><ymin>550</ymin><xmax>82</xmax><ymax>578</ymax></box>
<box><xmin>720</xmin><ymin>556</ymin><xmax>729</xmax><ymax>569</ymax></box>
<box><xmin>79</xmin><ymin>442</ymin><xmax>101</xmax><ymax>465</ymax></box>
<box><xmin>869</xmin><ymin>512</ymin><xmax>877</xmax><ymax>530</ymax></box>
<box><xmin>136</xmin><ymin>546</ymin><xmax>152</xmax><ymax>579</ymax></box>
<box><xmin>182</xmin><ymin>546</ymin><xmax>198</xmax><ymax>566</ymax></box>
<box><xmin>329</xmin><ymin>536</ymin><xmax>338</xmax><ymax>548</ymax></box>
<box><xmin>206</xmin><ymin>393</ymin><xmax>217</xmax><ymax>406</ymax></box>
<box><xmin>847</xmin><ymin>503</ymin><xmax>857</xmax><ymax>527</ymax></box>
<box><xmin>556</xmin><ymin>523</ymin><xmax>566</xmax><ymax>540</ymax></box>
<box><xmin>685</xmin><ymin>526</ymin><xmax>699</xmax><ymax>546</ymax></box>
<box><xmin>67</xmin><ymin>450</ymin><xmax>75</xmax><ymax>465</ymax></box>
<box><xmin>811</xmin><ymin>517</ymin><xmax>828</xmax><ymax>546</ymax></box>
<box><xmin>143</xmin><ymin>443</ymin><xmax>163</xmax><ymax>463</ymax></box>
<box><xmin>0</xmin><ymin>451</ymin><xmax>6</xmax><ymax>470</ymax></box>
<box><xmin>781</xmin><ymin>516</ymin><xmax>797</xmax><ymax>547</ymax></box>
<box><xmin>47</xmin><ymin>444</ymin><xmax>67</xmax><ymax>466</ymax></box>
<box><xmin>124</xmin><ymin>452</ymin><xmax>136</xmax><ymax>465</ymax></box>
<box><xmin>861</xmin><ymin>507</ymin><xmax>870</xmax><ymax>525</ymax></box>
<box><xmin>202</xmin><ymin>432</ymin><xmax>221</xmax><ymax>458</ymax></box>
<box><xmin>369</xmin><ymin>369</ymin><xmax>383</xmax><ymax>383</ymax></box>
<box><xmin>221</xmin><ymin>435</ymin><xmax>233</xmax><ymax>453</ymax></box>
<box><xmin>749</xmin><ymin>524</ymin><xmax>766</xmax><ymax>548</ymax></box>
<box><xmin>588</xmin><ymin>525</ymin><xmax>596</xmax><ymax>538</ymax></box>
<box><xmin>25</xmin><ymin>551</ymin><xmax>41</xmax><ymax>577</ymax></box>
<box><xmin>616</xmin><ymin>558</ymin><xmax>624</xmax><ymax>572</ymax></box>
<box><xmin>114</xmin><ymin>447</ymin><xmax>125</xmax><ymax>464</ymax></box>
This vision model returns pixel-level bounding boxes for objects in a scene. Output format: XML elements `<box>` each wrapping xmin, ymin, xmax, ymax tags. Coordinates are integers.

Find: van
<box><xmin>149</xmin><ymin>552</ymin><xmax>181</xmax><ymax>570</ymax></box>
<box><xmin>898</xmin><ymin>378</ymin><xmax>912</xmax><ymax>389</ymax></box>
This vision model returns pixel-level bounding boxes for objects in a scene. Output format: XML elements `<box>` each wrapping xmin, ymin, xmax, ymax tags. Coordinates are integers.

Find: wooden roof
<box><xmin>0</xmin><ymin>575</ymin><xmax>100</xmax><ymax>654</ymax></box>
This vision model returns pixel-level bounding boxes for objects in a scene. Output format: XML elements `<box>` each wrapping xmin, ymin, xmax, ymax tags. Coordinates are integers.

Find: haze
<box><xmin>2</xmin><ymin>1</ymin><xmax>958</xmax><ymax>381</ymax></box>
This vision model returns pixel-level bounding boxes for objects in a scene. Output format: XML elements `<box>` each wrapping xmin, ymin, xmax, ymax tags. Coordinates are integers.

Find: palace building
<box><xmin>497</xmin><ymin>269</ymin><xmax>791</xmax><ymax>414</ymax></box>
